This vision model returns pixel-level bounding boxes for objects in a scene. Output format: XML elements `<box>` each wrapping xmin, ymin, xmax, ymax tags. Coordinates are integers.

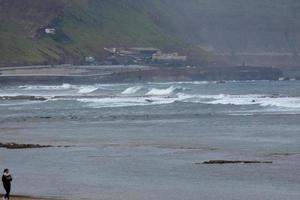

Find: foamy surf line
<box><xmin>18</xmin><ymin>83</ymin><xmax>73</xmax><ymax>90</ymax></box>
<box><xmin>17</xmin><ymin>84</ymin><xmax>108</xmax><ymax>94</ymax></box>
<box><xmin>69</xmin><ymin>90</ymin><xmax>300</xmax><ymax>109</ymax></box>
<box><xmin>147</xmin><ymin>81</ymin><xmax>210</xmax><ymax>85</ymax></box>
<box><xmin>122</xmin><ymin>86</ymin><xmax>143</xmax><ymax>95</ymax></box>
<box><xmin>178</xmin><ymin>93</ymin><xmax>300</xmax><ymax>109</ymax></box>
<box><xmin>76</xmin><ymin>96</ymin><xmax>179</xmax><ymax>108</ymax></box>
<box><xmin>77</xmin><ymin>86</ymin><xmax>99</xmax><ymax>94</ymax></box>
<box><xmin>146</xmin><ymin>86</ymin><xmax>185</xmax><ymax>96</ymax></box>
<box><xmin>5</xmin><ymin>83</ymin><xmax>300</xmax><ymax>109</ymax></box>
<box><xmin>209</xmin><ymin>95</ymin><xmax>300</xmax><ymax>108</ymax></box>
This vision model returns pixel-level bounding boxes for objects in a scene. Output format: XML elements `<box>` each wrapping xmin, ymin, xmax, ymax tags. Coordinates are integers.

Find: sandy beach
<box><xmin>7</xmin><ymin>196</ymin><xmax>61</xmax><ymax>200</ymax></box>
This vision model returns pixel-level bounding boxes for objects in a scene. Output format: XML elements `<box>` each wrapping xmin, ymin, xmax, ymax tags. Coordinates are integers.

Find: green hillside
<box><xmin>0</xmin><ymin>0</ymin><xmax>210</xmax><ymax>66</ymax></box>
<box><xmin>1</xmin><ymin>0</ymin><xmax>300</xmax><ymax>67</ymax></box>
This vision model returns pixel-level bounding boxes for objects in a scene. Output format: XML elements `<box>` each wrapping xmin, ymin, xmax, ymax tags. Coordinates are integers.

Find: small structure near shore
<box><xmin>85</xmin><ymin>56</ymin><xmax>96</xmax><ymax>64</ymax></box>
<box><xmin>104</xmin><ymin>47</ymin><xmax>186</xmax><ymax>66</ymax></box>
<box><xmin>45</xmin><ymin>28</ymin><xmax>56</xmax><ymax>34</ymax></box>
<box><xmin>152</xmin><ymin>52</ymin><xmax>187</xmax><ymax>65</ymax></box>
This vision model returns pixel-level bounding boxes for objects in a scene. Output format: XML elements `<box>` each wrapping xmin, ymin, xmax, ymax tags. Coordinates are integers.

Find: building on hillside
<box><xmin>103</xmin><ymin>47</ymin><xmax>186</xmax><ymax>66</ymax></box>
<box><xmin>45</xmin><ymin>28</ymin><xmax>56</xmax><ymax>34</ymax></box>
<box><xmin>152</xmin><ymin>53</ymin><xmax>187</xmax><ymax>65</ymax></box>
<box><xmin>127</xmin><ymin>47</ymin><xmax>161</xmax><ymax>57</ymax></box>
<box><xmin>85</xmin><ymin>56</ymin><xmax>95</xmax><ymax>64</ymax></box>
<box><xmin>104</xmin><ymin>47</ymin><xmax>160</xmax><ymax>64</ymax></box>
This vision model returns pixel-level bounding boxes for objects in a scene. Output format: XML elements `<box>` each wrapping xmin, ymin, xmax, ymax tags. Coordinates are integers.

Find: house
<box><xmin>85</xmin><ymin>56</ymin><xmax>95</xmax><ymax>63</ymax></box>
<box><xmin>45</xmin><ymin>28</ymin><xmax>56</xmax><ymax>34</ymax></box>
<box><xmin>127</xmin><ymin>47</ymin><xmax>161</xmax><ymax>56</ymax></box>
<box><xmin>103</xmin><ymin>47</ymin><xmax>186</xmax><ymax>65</ymax></box>
<box><xmin>104</xmin><ymin>47</ymin><xmax>161</xmax><ymax>64</ymax></box>
<box><xmin>152</xmin><ymin>53</ymin><xmax>187</xmax><ymax>65</ymax></box>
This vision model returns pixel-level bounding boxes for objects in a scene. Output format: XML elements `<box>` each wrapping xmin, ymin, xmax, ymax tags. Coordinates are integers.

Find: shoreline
<box><xmin>0</xmin><ymin>65</ymin><xmax>283</xmax><ymax>85</ymax></box>
<box><xmin>7</xmin><ymin>195</ymin><xmax>63</xmax><ymax>200</ymax></box>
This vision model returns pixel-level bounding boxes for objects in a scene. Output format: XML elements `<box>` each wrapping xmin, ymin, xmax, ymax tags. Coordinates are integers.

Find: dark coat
<box><xmin>2</xmin><ymin>174</ymin><xmax>12</xmax><ymax>191</ymax></box>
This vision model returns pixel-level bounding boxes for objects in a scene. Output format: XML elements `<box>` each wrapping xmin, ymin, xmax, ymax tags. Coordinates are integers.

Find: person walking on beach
<box><xmin>2</xmin><ymin>169</ymin><xmax>12</xmax><ymax>200</ymax></box>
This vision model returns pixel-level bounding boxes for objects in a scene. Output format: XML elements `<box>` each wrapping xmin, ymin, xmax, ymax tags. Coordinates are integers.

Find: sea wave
<box><xmin>77</xmin><ymin>96</ymin><xmax>178</xmax><ymax>108</ymax></box>
<box><xmin>18</xmin><ymin>83</ymin><xmax>73</xmax><ymax>90</ymax></box>
<box><xmin>77</xmin><ymin>86</ymin><xmax>99</xmax><ymax>94</ymax></box>
<box><xmin>146</xmin><ymin>86</ymin><xmax>184</xmax><ymax>96</ymax></box>
<box><xmin>147</xmin><ymin>81</ymin><xmax>209</xmax><ymax>85</ymax></box>
<box><xmin>18</xmin><ymin>83</ymin><xmax>103</xmax><ymax>94</ymax></box>
<box><xmin>8</xmin><ymin>83</ymin><xmax>300</xmax><ymax>110</ymax></box>
<box><xmin>177</xmin><ymin>93</ymin><xmax>300</xmax><ymax>109</ymax></box>
<box><xmin>122</xmin><ymin>86</ymin><xmax>143</xmax><ymax>95</ymax></box>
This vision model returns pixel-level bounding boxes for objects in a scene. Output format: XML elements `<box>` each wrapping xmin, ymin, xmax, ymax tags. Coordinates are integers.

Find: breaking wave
<box><xmin>208</xmin><ymin>95</ymin><xmax>300</xmax><ymax>108</ymax></box>
<box><xmin>18</xmin><ymin>83</ymin><xmax>73</xmax><ymax>90</ymax></box>
<box><xmin>7</xmin><ymin>82</ymin><xmax>300</xmax><ymax>110</ymax></box>
<box><xmin>178</xmin><ymin>93</ymin><xmax>300</xmax><ymax>109</ymax></box>
<box><xmin>148</xmin><ymin>81</ymin><xmax>209</xmax><ymax>85</ymax></box>
<box><xmin>146</xmin><ymin>86</ymin><xmax>184</xmax><ymax>96</ymax></box>
<box><xmin>122</xmin><ymin>86</ymin><xmax>143</xmax><ymax>95</ymax></box>
<box><xmin>18</xmin><ymin>84</ymin><xmax>101</xmax><ymax>94</ymax></box>
<box><xmin>77</xmin><ymin>86</ymin><xmax>99</xmax><ymax>94</ymax></box>
<box><xmin>77</xmin><ymin>96</ymin><xmax>178</xmax><ymax>108</ymax></box>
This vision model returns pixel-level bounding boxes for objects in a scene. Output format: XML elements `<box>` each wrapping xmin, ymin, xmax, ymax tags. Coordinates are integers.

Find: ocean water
<box><xmin>0</xmin><ymin>80</ymin><xmax>299</xmax><ymax>200</ymax></box>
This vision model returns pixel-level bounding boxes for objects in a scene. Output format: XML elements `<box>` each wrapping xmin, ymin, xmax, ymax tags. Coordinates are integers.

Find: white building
<box><xmin>152</xmin><ymin>53</ymin><xmax>187</xmax><ymax>63</ymax></box>
<box><xmin>45</xmin><ymin>28</ymin><xmax>56</xmax><ymax>34</ymax></box>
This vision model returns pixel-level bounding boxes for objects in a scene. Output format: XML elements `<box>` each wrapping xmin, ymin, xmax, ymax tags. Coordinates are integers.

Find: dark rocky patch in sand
<box><xmin>197</xmin><ymin>160</ymin><xmax>273</xmax><ymax>165</ymax></box>
<box><xmin>0</xmin><ymin>143</ymin><xmax>71</xmax><ymax>149</ymax></box>
<box><xmin>0</xmin><ymin>95</ymin><xmax>47</xmax><ymax>101</ymax></box>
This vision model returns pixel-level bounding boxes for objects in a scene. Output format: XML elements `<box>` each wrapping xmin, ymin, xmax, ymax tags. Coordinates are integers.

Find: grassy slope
<box><xmin>0</xmin><ymin>0</ymin><xmax>210</xmax><ymax>67</ymax></box>
<box><xmin>2</xmin><ymin>0</ymin><xmax>299</xmax><ymax>67</ymax></box>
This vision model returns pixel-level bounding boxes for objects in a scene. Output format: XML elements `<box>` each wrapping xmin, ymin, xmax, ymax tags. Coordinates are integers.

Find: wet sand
<box><xmin>9</xmin><ymin>196</ymin><xmax>62</xmax><ymax>200</ymax></box>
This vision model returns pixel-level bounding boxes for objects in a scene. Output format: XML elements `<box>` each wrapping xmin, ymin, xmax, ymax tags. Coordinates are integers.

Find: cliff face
<box><xmin>0</xmin><ymin>0</ymin><xmax>300</xmax><ymax>67</ymax></box>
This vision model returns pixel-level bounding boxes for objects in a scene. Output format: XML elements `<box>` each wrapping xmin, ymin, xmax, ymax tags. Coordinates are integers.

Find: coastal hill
<box><xmin>1</xmin><ymin>0</ymin><xmax>300</xmax><ymax>67</ymax></box>
<box><xmin>0</xmin><ymin>0</ymin><xmax>211</xmax><ymax>67</ymax></box>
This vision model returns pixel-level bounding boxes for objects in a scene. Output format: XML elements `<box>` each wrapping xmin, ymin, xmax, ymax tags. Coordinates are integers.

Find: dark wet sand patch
<box><xmin>9</xmin><ymin>195</ymin><xmax>63</xmax><ymax>200</ymax></box>
<box><xmin>197</xmin><ymin>160</ymin><xmax>273</xmax><ymax>165</ymax></box>
<box><xmin>0</xmin><ymin>143</ymin><xmax>71</xmax><ymax>149</ymax></box>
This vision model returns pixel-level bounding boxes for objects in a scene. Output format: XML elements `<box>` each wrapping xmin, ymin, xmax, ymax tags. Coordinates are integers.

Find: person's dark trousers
<box><xmin>4</xmin><ymin>184</ymin><xmax>10</xmax><ymax>200</ymax></box>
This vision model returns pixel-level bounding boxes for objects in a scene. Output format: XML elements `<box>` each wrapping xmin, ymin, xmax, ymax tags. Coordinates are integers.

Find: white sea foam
<box><xmin>10</xmin><ymin>83</ymin><xmax>300</xmax><ymax>110</ymax></box>
<box><xmin>18</xmin><ymin>84</ymin><xmax>102</xmax><ymax>94</ymax></box>
<box><xmin>257</xmin><ymin>97</ymin><xmax>300</xmax><ymax>108</ymax></box>
<box><xmin>148</xmin><ymin>81</ymin><xmax>209</xmax><ymax>85</ymax></box>
<box><xmin>146</xmin><ymin>86</ymin><xmax>183</xmax><ymax>96</ymax></box>
<box><xmin>177</xmin><ymin>93</ymin><xmax>300</xmax><ymax>109</ymax></box>
<box><xmin>122</xmin><ymin>86</ymin><xmax>142</xmax><ymax>95</ymax></box>
<box><xmin>208</xmin><ymin>94</ymin><xmax>264</xmax><ymax>105</ymax></box>
<box><xmin>75</xmin><ymin>90</ymin><xmax>300</xmax><ymax>109</ymax></box>
<box><xmin>77</xmin><ymin>86</ymin><xmax>99</xmax><ymax>94</ymax></box>
<box><xmin>207</xmin><ymin>95</ymin><xmax>300</xmax><ymax>108</ymax></box>
<box><xmin>77</xmin><ymin>96</ymin><xmax>178</xmax><ymax>108</ymax></box>
<box><xmin>18</xmin><ymin>83</ymin><xmax>73</xmax><ymax>90</ymax></box>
